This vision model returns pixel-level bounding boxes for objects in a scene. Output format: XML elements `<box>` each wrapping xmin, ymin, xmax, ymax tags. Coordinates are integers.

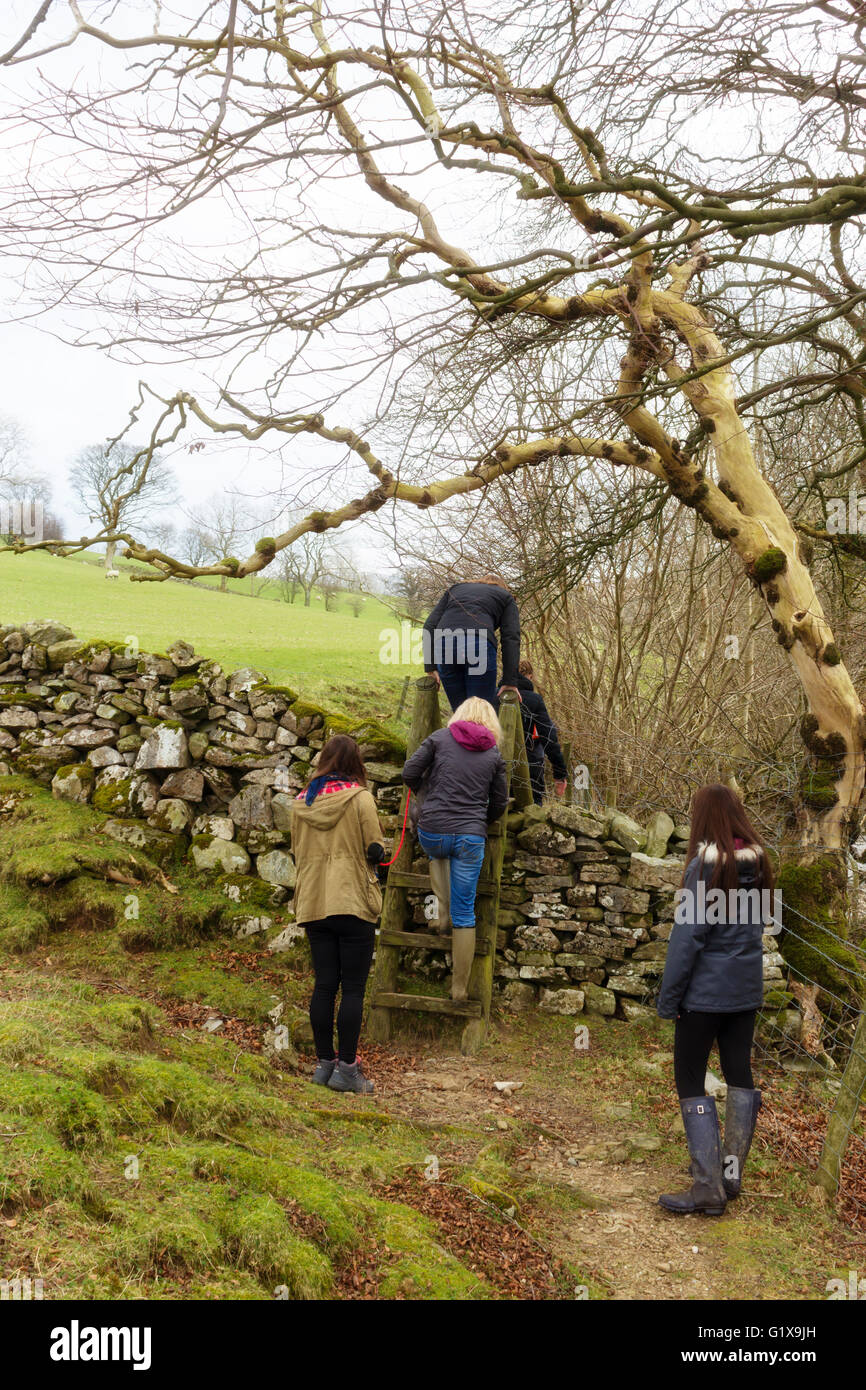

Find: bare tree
<box><xmin>184</xmin><ymin>494</ymin><xmax>247</xmax><ymax>592</ymax></box>
<box><xmin>3</xmin><ymin>2</ymin><xmax>866</xmax><ymax>847</ymax></box>
<box><xmin>276</xmin><ymin>533</ymin><xmax>331</xmax><ymax>607</ymax></box>
<box><xmin>69</xmin><ymin>442</ymin><xmax>176</xmax><ymax>572</ymax></box>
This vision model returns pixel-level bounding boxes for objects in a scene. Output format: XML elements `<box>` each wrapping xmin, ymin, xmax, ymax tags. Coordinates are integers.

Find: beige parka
<box><xmin>290</xmin><ymin>785</ymin><xmax>384</xmax><ymax>925</ymax></box>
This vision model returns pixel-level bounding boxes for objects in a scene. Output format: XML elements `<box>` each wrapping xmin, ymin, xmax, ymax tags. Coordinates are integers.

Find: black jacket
<box><xmin>402</xmin><ymin>725</ymin><xmax>508</xmax><ymax>837</ymax></box>
<box><xmin>515</xmin><ymin>673</ymin><xmax>567</xmax><ymax>779</ymax></box>
<box><xmin>656</xmin><ymin>843</ymin><xmax>767</xmax><ymax>1018</ymax></box>
<box><xmin>422</xmin><ymin>582</ymin><xmax>521</xmax><ymax>687</ymax></box>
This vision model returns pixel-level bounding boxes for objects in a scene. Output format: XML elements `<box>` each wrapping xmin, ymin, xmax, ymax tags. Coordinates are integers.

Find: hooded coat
<box><xmin>514</xmin><ymin>672</ymin><xmax>567</xmax><ymax>780</ymax></box>
<box><xmin>402</xmin><ymin>722</ymin><xmax>508</xmax><ymax>837</ymax></box>
<box><xmin>290</xmin><ymin>785</ymin><xmax>384</xmax><ymax>925</ymax></box>
<box><xmin>656</xmin><ymin>842</ymin><xmax>768</xmax><ymax>1018</ymax></box>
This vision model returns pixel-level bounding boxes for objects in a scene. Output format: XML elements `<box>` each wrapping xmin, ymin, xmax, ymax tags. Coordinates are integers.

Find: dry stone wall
<box><xmin>0</xmin><ymin>621</ymin><xmax>786</xmax><ymax>1019</ymax></box>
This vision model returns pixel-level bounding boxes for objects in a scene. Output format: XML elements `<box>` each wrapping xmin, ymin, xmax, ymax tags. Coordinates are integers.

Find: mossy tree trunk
<box><xmin>776</xmin><ymin>855</ymin><xmax>864</xmax><ymax>1016</ymax></box>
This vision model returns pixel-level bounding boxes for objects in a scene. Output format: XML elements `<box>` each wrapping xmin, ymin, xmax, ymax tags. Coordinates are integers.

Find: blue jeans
<box><xmin>417</xmin><ymin>830</ymin><xmax>486</xmax><ymax>928</ymax></box>
<box><xmin>437</xmin><ymin>635</ymin><xmax>498</xmax><ymax>710</ymax></box>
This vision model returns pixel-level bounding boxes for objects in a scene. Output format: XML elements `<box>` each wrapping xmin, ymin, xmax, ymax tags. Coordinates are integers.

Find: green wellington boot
<box><xmin>427</xmin><ymin>856</ymin><xmax>452</xmax><ymax>935</ymax></box>
<box><xmin>450</xmin><ymin>928</ymin><xmax>476</xmax><ymax>1002</ymax></box>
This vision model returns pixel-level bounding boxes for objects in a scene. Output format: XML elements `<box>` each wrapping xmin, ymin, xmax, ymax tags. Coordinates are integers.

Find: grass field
<box><xmin>0</xmin><ymin>550</ymin><xmax>419</xmax><ymax>720</ymax></box>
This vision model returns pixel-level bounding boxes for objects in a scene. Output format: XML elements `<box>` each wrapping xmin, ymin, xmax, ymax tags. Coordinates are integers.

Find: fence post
<box><xmin>813</xmin><ymin>1008</ymin><xmax>866</xmax><ymax>1202</ymax></box>
<box><xmin>508</xmin><ymin>702</ymin><xmax>534</xmax><ymax>810</ymax></box>
<box><xmin>395</xmin><ymin>674</ymin><xmax>411</xmax><ymax>722</ymax></box>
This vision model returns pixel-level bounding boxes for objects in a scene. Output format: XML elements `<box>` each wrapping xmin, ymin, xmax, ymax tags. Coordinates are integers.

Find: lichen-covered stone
<box><xmin>228</xmin><ymin>784</ymin><xmax>273</xmax><ymax>829</ymax></box>
<box><xmin>0</xmin><ymin>705</ymin><xmax>39</xmax><ymax>728</ymax></box>
<box><xmin>581</xmin><ymin>982</ymin><xmax>616</xmax><ymax>1015</ymax></box>
<box><xmin>135</xmin><ymin>721</ymin><xmax>190</xmax><ymax>770</ymax></box>
<box><xmin>513</xmin><ymin>923</ymin><xmax>560</xmax><ymax>953</ymax></box>
<box><xmin>597</xmin><ymin>885</ymin><xmax>651</xmax><ymax>914</ymax></box>
<box><xmin>516</xmin><ymin>824</ymin><xmax>577</xmax><ymax>856</ymax></box>
<box><xmin>189</xmin><ymin>835</ymin><xmax>251</xmax><ymax>875</ymax></box>
<box><xmin>160</xmin><ymin>767</ymin><xmax>204</xmax><ymax>801</ymax></box>
<box><xmin>608</xmin><ymin>812</ymin><xmax>648</xmax><ymax>854</ymax></box>
<box><xmin>539</xmin><ymin>987</ymin><xmax>585</xmax><ymax>1015</ymax></box>
<box><xmin>628</xmin><ymin>852</ymin><xmax>684</xmax><ymax>890</ymax></box>
<box><xmin>267</xmin><ymin>923</ymin><xmax>306</xmax><ymax>953</ymax></box>
<box><xmin>101</xmin><ymin>817</ymin><xmax>181</xmax><ymax>864</ymax></box>
<box><xmin>149</xmin><ymin>798</ymin><xmax>194</xmax><ymax>834</ymax></box>
<box><xmin>51</xmin><ymin>762</ymin><xmax>95</xmax><ymax>803</ymax></box>
<box><xmin>501</xmin><ymin>981</ymin><xmax>538</xmax><ymax>1011</ymax></box>
<box><xmin>644</xmin><ymin>810</ymin><xmax>675</xmax><ymax>859</ymax></box>
<box><xmin>548</xmin><ymin>804</ymin><xmax>607</xmax><ymax>839</ymax></box>
<box><xmin>256</xmin><ymin>848</ymin><xmax>295</xmax><ymax>888</ymax></box>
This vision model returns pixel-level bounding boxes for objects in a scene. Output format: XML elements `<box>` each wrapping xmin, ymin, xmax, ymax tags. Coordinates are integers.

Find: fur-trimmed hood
<box><xmin>696</xmin><ymin>840</ymin><xmax>763</xmax><ymax>864</ymax></box>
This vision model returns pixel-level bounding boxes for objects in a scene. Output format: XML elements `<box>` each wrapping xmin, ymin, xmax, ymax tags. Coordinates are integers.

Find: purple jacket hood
<box><xmin>448</xmin><ymin>720</ymin><xmax>497</xmax><ymax>751</ymax></box>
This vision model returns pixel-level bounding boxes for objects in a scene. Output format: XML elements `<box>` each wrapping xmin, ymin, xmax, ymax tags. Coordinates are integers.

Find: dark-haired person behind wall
<box><xmin>515</xmin><ymin>659</ymin><xmax>568</xmax><ymax>804</ymax></box>
<box><xmin>291</xmin><ymin>734</ymin><xmax>386</xmax><ymax>1095</ymax></box>
<box><xmin>656</xmin><ymin>784</ymin><xmax>771</xmax><ymax>1217</ymax></box>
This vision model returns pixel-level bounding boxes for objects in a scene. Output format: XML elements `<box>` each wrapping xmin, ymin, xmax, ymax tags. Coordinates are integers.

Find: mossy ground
<box><xmin>0</xmin><ymin>775</ymin><xmax>860</xmax><ymax>1300</ymax></box>
<box><xmin>0</xmin><ymin>776</ymin><xmax>585</xmax><ymax>1300</ymax></box>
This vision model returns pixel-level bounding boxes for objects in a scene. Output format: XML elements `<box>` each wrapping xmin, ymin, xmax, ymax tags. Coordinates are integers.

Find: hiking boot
<box><xmin>723</xmin><ymin>1087</ymin><xmax>762</xmax><ymax>1198</ymax></box>
<box><xmin>659</xmin><ymin>1096</ymin><xmax>727</xmax><ymax>1216</ymax></box>
<box><xmin>328</xmin><ymin>1059</ymin><xmax>374</xmax><ymax>1094</ymax></box>
<box><xmin>310</xmin><ymin>1058</ymin><xmax>336</xmax><ymax>1086</ymax></box>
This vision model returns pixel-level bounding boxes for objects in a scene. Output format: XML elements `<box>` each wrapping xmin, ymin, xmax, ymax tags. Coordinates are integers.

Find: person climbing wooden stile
<box><xmin>402</xmin><ymin>698</ymin><xmax>508</xmax><ymax>1000</ymax></box>
<box><xmin>422</xmin><ymin>574</ymin><xmax>521</xmax><ymax>711</ymax></box>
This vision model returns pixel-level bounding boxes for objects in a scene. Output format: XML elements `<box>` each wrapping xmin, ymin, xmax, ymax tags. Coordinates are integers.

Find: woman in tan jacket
<box><xmin>291</xmin><ymin>734</ymin><xmax>385</xmax><ymax>1094</ymax></box>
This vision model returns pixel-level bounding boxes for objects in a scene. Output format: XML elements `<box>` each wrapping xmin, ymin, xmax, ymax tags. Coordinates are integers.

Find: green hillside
<box><xmin>0</xmin><ymin>551</ymin><xmax>417</xmax><ymax>720</ymax></box>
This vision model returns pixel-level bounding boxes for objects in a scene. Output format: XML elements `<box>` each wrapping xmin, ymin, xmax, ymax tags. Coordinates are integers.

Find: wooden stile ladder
<box><xmin>368</xmin><ymin>675</ymin><xmax>533</xmax><ymax>1056</ymax></box>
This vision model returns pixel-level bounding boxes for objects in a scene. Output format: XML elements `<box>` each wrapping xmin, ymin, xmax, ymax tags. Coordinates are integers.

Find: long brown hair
<box><xmin>685</xmin><ymin>784</ymin><xmax>773</xmax><ymax>892</ymax></box>
<box><xmin>310</xmin><ymin>734</ymin><xmax>367</xmax><ymax>787</ymax></box>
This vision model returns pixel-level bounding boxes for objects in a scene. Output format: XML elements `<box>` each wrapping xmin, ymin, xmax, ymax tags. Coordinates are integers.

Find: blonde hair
<box><xmin>478</xmin><ymin>572</ymin><xmax>509</xmax><ymax>590</ymax></box>
<box><xmin>448</xmin><ymin>697</ymin><xmax>503</xmax><ymax>746</ymax></box>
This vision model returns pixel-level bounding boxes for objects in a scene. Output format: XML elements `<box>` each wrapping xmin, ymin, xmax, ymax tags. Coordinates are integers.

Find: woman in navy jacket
<box><xmin>515</xmin><ymin>660</ymin><xmax>567</xmax><ymax>803</ymax></box>
<box><xmin>656</xmin><ymin>784</ymin><xmax>773</xmax><ymax>1217</ymax></box>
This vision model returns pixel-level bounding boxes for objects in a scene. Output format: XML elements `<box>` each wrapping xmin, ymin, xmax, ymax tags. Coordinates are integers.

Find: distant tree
<box><xmin>147</xmin><ymin>519</ymin><xmax>178</xmax><ymax>554</ymax></box>
<box><xmin>391</xmin><ymin>566</ymin><xmax>436</xmax><ymax>622</ymax></box>
<box><xmin>0</xmin><ymin>416</ymin><xmax>55</xmax><ymax>543</ymax></box>
<box><xmin>185</xmin><ymin>495</ymin><xmax>247</xmax><ymax>592</ymax></box>
<box><xmin>274</xmin><ymin>550</ymin><xmax>301</xmax><ymax>605</ymax></box>
<box><xmin>69</xmin><ymin>442</ymin><xmax>176</xmax><ymax>573</ymax></box>
<box><xmin>278</xmin><ymin>533</ymin><xmax>330</xmax><ymax>607</ymax></box>
<box><xmin>319</xmin><ymin>570</ymin><xmax>342</xmax><ymax>612</ymax></box>
<box><xmin>349</xmin><ymin>593</ymin><xmax>365</xmax><ymax>618</ymax></box>
<box><xmin>179</xmin><ymin>526</ymin><xmax>211</xmax><ymax>569</ymax></box>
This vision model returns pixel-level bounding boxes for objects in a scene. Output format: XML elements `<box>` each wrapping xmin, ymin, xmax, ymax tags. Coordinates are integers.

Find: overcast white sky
<box><xmin>0</xmin><ymin>1</ymin><xmax>400</xmax><ymax>569</ymax></box>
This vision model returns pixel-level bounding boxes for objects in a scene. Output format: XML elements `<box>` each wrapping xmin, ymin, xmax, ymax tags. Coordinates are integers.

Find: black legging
<box><xmin>305</xmin><ymin>914</ymin><xmax>376</xmax><ymax>1063</ymax></box>
<box><xmin>526</xmin><ymin>745</ymin><xmax>546</xmax><ymax>805</ymax></box>
<box><xmin>673</xmin><ymin>1008</ymin><xmax>757</xmax><ymax>1099</ymax></box>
